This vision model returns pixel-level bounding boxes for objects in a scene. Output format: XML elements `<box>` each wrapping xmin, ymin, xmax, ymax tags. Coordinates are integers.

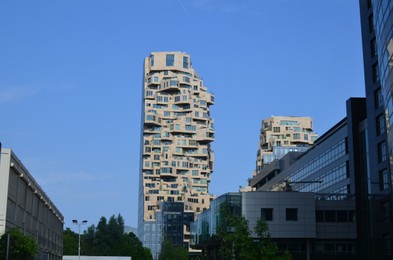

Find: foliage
<box><xmin>159</xmin><ymin>237</ymin><xmax>188</xmax><ymax>260</ymax></box>
<box><xmin>63</xmin><ymin>227</ymin><xmax>78</xmax><ymax>255</ymax></box>
<box><xmin>64</xmin><ymin>214</ymin><xmax>152</xmax><ymax>260</ymax></box>
<box><xmin>217</xmin><ymin>203</ymin><xmax>292</xmax><ymax>260</ymax></box>
<box><xmin>0</xmin><ymin>228</ymin><xmax>38</xmax><ymax>260</ymax></box>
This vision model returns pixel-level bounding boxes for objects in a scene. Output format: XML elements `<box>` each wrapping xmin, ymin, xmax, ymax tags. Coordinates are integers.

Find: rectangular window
<box><xmin>325</xmin><ymin>210</ymin><xmax>336</xmax><ymax>222</ymax></box>
<box><xmin>286</xmin><ymin>208</ymin><xmax>298</xmax><ymax>221</ymax></box>
<box><xmin>166</xmin><ymin>54</ymin><xmax>175</xmax><ymax>66</ymax></box>
<box><xmin>261</xmin><ymin>208</ymin><xmax>273</xmax><ymax>221</ymax></box>
<box><xmin>183</xmin><ymin>56</ymin><xmax>189</xmax><ymax>69</ymax></box>
<box><xmin>377</xmin><ymin>114</ymin><xmax>386</xmax><ymax>135</ymax></box>
<box><xmin>372</xmin><ymin>62</ymin><xmax>380</xmax><ymax>83</ymax></box>
<box><xmin>369</xmin><ymin>14</ymin><xmax>374</xmax><ymax>33</ymax></box>
<box><xmin>375</xmin><ymin>88</ymin><xmax>383</xmax><ymax>108</ymax></box>
<box><xmin>150</xmin><ymin>55</ymin><xmax>154</xmax><ymax>66</ymax></box>
<box><xmin>293</xmin><ymin>133</ymin><xmax>300</xmax><ymax>139</ymax></box>
<box><xmin>273</xmin><ymin>127</ymin><xmax>280</xmax><ymax>132</ymax></box>
<box><xmin>316</xmin><ymin>210</ymin><xmax>324</xmax><ymax>222</ymax></box>
<box><xmin>378</xmin><ymin>142</ymin><xmax>387</xmax><ymax>162</ymax></box>
<box><xmin>380</xmin><ymin>169</ymin><xmax>390</xmax><ymax>190</ymax></box>
<box><xmin>337</xmin><ymin>210</ymin><xmax>348</xmax><ymax>222</ymax></box>
<box><xmin>371</xmin><ymin>38</ymin><xmax>377</xmax><ymax>57</ymax></box>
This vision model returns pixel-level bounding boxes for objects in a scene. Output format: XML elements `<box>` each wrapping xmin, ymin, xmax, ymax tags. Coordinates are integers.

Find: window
<box><xmin>166</xmin><ymin>54</ymin><xmax>175</xmax><ymax>66</ymax></box>
<box><xmin>316</xmin><ymin>210</ymin><xmax>324</xmax><ymax>222</ymax></box>
<box><xmin>375</xmin><ymin>88</ymin><xmax>383</xmax><ymax>108</ymax></box>
<box><xmin>293</xmin><ymin>133</ymin><xmax>300</xmax><ymax>140</ymax></box>
<box><xmin>372</xmin><ymin>63</ymin><xmax>380</xmax><ymax>83</ymax></box>
<box><xmin>286</xmin><ymin>208</ymin><xmax>298</xmax><ymax>221</ymax></box>
<box><xmin>183</xmin><ymin>56</ymin><xmax>189</xmax><ymax>69</ymax></box>
<box><xmin>150</xmin><ymin>55</ymin><xmax>154</xmax><ymax>66</ymax></box>
<box><xmin>261</xmin><ymin>208</ymin><xmax>273</xmax><ymax>221</ymax></box>
<box><xmin>273</xmin><ymin>127</ymin><xmax>280</xmax><ymax>133</ymax></box>
<box><xmin>371</xmin><ymin>38</ymin><xmax>377</xmax><ymax>57</ymax></box>
<box><xmin>380</xmin><ymin>169</ymin><xmax>390</xmax><ymax>190</ymax></box>
<box><xmin>378</xmin><ymin>142</ymin><xmax>387</xmax><ymax>162</ymax></box>
<box><xmin>325</xmin><ymin>210</ymin><xmax>336</xmax><ymax>222</ymax></box>
<box><xmin>337</xmin><ymin>210</ymin><xmax>348</xmax><ymax>222</ymax></box>
<box><xmin>377</xmin><ymin>114</ymin><xmax>386</xmax><ymax>135</ymax></box>
<box><xmin>368</xmin><ymin>14</ymin><xmax>374</xmax><ymax>33</ymax></box>
<box><xmin>304</xmin><ymin>134</ymin><xmax>308</xmax><ymax>141</ymax></box>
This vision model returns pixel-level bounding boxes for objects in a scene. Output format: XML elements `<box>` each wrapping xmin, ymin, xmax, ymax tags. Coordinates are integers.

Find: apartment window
<box><xmin>369</xmin><ymin>14</ymin><xmax>374</xmax><ymax>33</ymax></box>
<box><xmin>371</xmin><ymin>38</ymin><xmax>377</xmax><ymax>57</ymax></box>
<box><xmin>380</xmin><ymin>169</ymin><xmax>390</xmax><ymax>190</ymax></box>
<box><xmin>183</xmin><ymin>56</ymin><xmax>189</xmax><ymax>69</ymax></box>
<box><xmin>273</xmin><ymin>127</ymin><xmax>280</xmax><ymax>133</ymax></box>
<box><xmin>378</xmin><ymin>142</ymin><xmax>387</xmax><ymax>162</ymax></box>
<box><xmin>194</xmin><ymin>85</ymin><xmax>198</xmax><ymax>91</ymax></box>
<box><xmin>304</xmin><ymin>134</ymin><xmax>308</xmax><ymax>141</ymax></box>
<box><xmin>293</xmin><ymin>133</ymin><xmax>300</xmax><ymax>140</ymax></box>
<box><xmin>375</xmin><ymin>88</ymin><xmax>383</xmax><ymax>108</ymax></box>
<box><xmin>150</xmin><ymin>55</ymin><xmax>154</xmax><ymax>66</ymax></box>
<box><xmin>372</xmin><ymin>63</ymin><xmax>380</xmax><ymax>83</ymax></box>
<box><xmin>261</xmin><ymin>208</ymin><xmax>273</xmax><ymax>221</ymax></box>
<box><xmin>286</xmin><ymin>208</ymin><xmax>298</xmax><ymax>221</ymax></box>
<box><xmin>166</xmin><ymin>54</ymin><xmax>175</xmax><ymax>66</ymax></box>
<box><xmin>377</xmin><ymin>114</ymin><xmax>386</xmax><ymax>135</ymax></box>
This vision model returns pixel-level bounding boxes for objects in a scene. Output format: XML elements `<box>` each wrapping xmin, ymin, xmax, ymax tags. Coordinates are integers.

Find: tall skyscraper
<box><xmin>138</xmin><ymin>52</ymin><xmax>215</xmax><ymax>257</ymax></box>
<box><xmin>358</xmin><ymin>0</ymin><xmax>393</xmax><ymax>258</ymax></box>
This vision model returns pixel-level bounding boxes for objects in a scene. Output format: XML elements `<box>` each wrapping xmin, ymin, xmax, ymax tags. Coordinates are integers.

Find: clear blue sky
<box><xmin>0</xmin><ymin>0</ymin><xmax>364</xmax><ymax>231</ymax></box>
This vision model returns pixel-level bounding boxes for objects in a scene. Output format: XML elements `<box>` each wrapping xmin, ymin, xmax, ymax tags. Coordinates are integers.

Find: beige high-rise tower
<box><xmin>254</xmin><ymin>116</ymin><xmax>318</xmax><ymax>175</ymax></box>
<box><xmin>138</xmin><ymin>52</ymin><xmax>215</xmax><ymax>256</ymax></box>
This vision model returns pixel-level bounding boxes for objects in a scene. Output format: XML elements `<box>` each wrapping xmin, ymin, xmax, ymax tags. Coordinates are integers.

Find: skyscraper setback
<box><xmin>138</xmin><ymin>52</ymin><xmax>215</xmax><ymax>255</ymax></box>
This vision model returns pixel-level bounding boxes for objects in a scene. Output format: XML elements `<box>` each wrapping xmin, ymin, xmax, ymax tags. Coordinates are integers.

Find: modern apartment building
<box><xmin>138</xmin><ymin>52</ymin><xmax>215</xmax><ymax>257</ymax></box>
<box><xmin>358</xmin><ymin>0</ymin><xmax>393</xmax><ymax>258</ymax></box>
<box><xmin>254</xmin><ymin>116</ymin><xmax>318</xmax><ymax>174</ymax></box>
<box><xmin>0</xmin><ymin>148</ymin><xmax>64</xmax><ymax>260</ymax></box>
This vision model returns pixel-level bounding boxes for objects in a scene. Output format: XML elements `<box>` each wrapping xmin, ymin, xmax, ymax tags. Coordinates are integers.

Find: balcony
<box><xmin>158</xmin><ymin>79</ymin><xmax>180</xmax><ymax>92</ymax></box>
<box><xmin>144</xmin><ymin>114</ymin><xmax>161</xmax><ymax>126</ymax></box>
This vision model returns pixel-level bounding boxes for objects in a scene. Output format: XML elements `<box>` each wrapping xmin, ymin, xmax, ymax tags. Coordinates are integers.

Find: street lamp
<box><xmin>72</xmin><ymin>219</ymin><xmax>88</xmax><ymax>260</ymax></box>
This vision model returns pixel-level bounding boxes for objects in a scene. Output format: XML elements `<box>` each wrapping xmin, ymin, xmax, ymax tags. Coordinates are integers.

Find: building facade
<box><xmin>138</xmin><ymin>52</ymin><xmax>215</xmax><ymax>257</ymax></box>
<box><xmin>191</xmin><ymin>191</ymin><xmax>356</xmax><ymax>260</ymax></box>
<box><xmin>0</xmin><ymin>148</ymin><xmax>64</xmax><ymax>260</ymax></box>
<box><xmin>359</xmin><ymin>0</ymin><xmax>393</xmax><ymax>258</ymax></box>
<box><xmin>250</xmin><ymin>115</ymin><xmax>351</xmax><ymax>195</ymax></box>
<box><xmin>254</xmin><ymin>116</ymin><xmax>318</xmax><ymax>175</ymax></box>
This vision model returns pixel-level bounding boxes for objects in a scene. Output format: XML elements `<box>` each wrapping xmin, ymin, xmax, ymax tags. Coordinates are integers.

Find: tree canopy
<box><xmin>159</xmin><ymin>237</ymin><xmax>188</xmax><ymax>260</ymax></box>
<box><xmin>64</xmin><ymin>214</ymin><xmax>152</xmax><ymax>260</ymax></box>
<box><xmin>0</xmin><ymin>228</ymin><xmax>38</xmax><ymax>260</ymax></box>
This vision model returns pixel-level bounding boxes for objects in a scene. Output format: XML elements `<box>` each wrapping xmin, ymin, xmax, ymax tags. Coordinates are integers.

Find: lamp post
<box><xmin>72</xmin><ymin>219</ymin><xmax>87</xmax><ymax>260</ymax></box>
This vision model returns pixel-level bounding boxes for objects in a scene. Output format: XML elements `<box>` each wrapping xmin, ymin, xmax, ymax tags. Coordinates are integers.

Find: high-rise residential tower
<box><xmin>254</xmin><ymin>116</ymin><xmax>318</xmax><ymax>174</ymax></box>
<box><xmin>138</xmin><ymin>52</ymin><xmax>215</xmax><ymax>257</ymax></box>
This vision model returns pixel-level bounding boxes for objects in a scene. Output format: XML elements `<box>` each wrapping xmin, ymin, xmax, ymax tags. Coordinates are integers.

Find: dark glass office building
<box><xmin>359</xmin><ymin>0</ymin><xmax>393</xmax><ymax>258</ymax></box>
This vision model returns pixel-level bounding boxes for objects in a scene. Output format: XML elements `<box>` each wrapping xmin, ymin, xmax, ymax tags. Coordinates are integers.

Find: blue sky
<box><xmin>0</xmin><ymin>0</ymin><xmax>364</xmax><ymax>231</ymax></box>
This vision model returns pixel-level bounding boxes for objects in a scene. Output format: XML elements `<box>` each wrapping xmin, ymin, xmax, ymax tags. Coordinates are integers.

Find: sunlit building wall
<box><xmin>138</xmin><ymin>52</ymin><xmax>215</xmax><ymax>258</ymax></box>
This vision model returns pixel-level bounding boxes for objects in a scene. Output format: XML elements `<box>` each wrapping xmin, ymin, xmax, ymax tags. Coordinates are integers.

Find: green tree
<box><xmin>63</xmin><ymin>228</ymin><xmax>78</xmax><ymax>255</ymax></box>
<box><xmin>217</xmin><ymin>203</ymin><xmax>256</xmax><ymax>260</ymax></box>
<box><xmin>159</xmin><ymin>237</ymin><xmax>188</xmax><ymax>260</ymax></box>
<box><xmin>217</xmin><ymin>203</ymin><xmax>292</xmax><ymax>260</ymax></box>
<box><xmin>0</xmin><ymin>228</ymin><xmax>38</xmax><ymax>260</ymax></box>
<box><xmin>65</xmin><ymin>213</ymin><xmax>152</xmax><ymax>260</ymax></box>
